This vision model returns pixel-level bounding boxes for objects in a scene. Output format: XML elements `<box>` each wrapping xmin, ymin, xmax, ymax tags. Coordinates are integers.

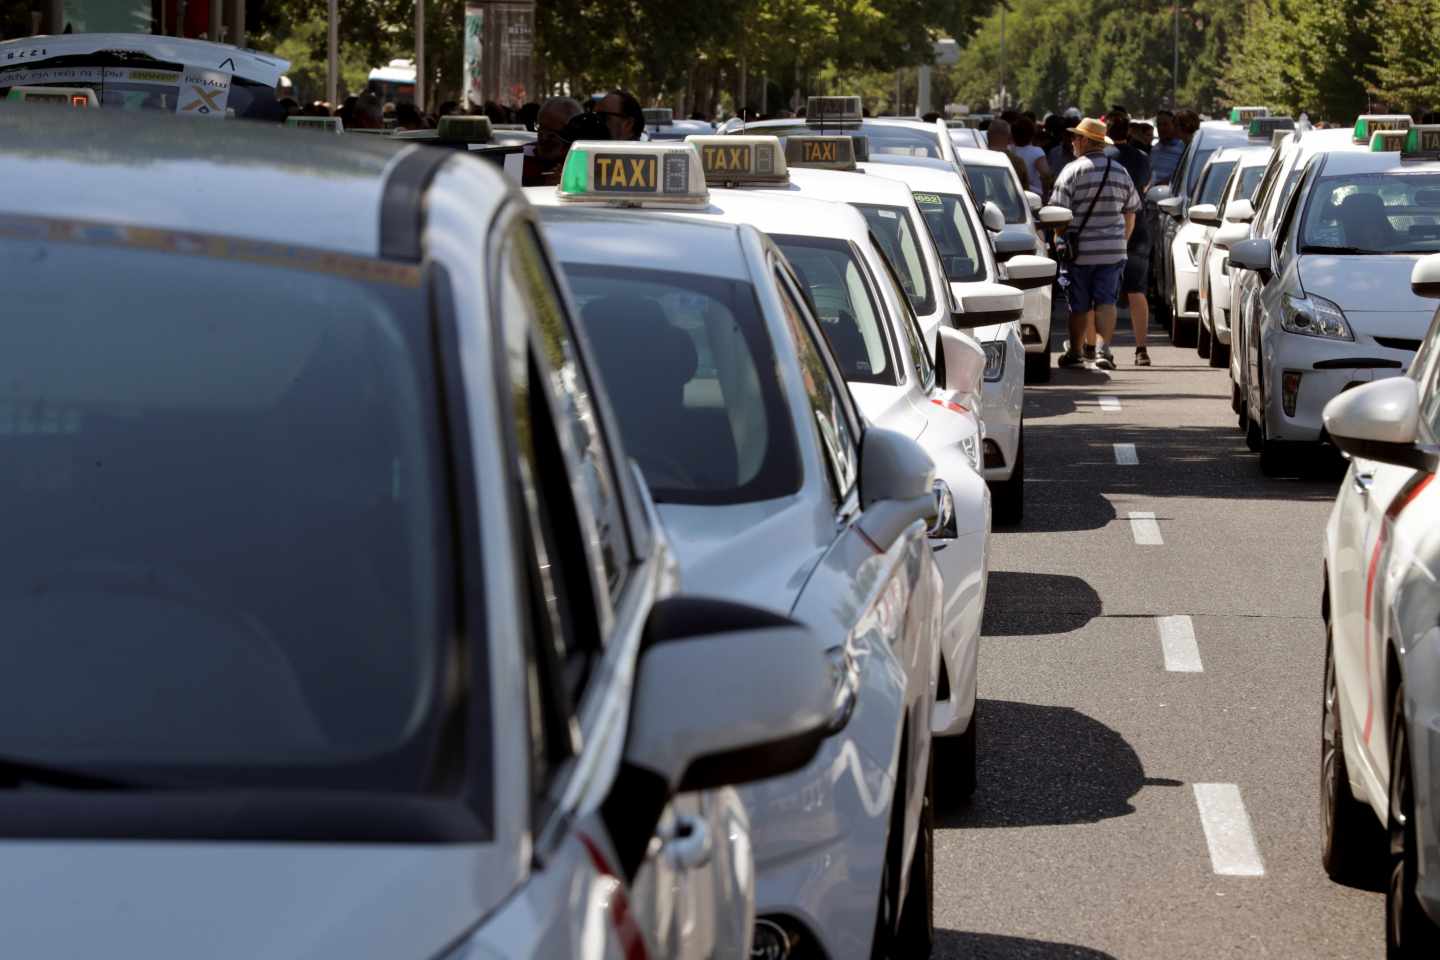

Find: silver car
<box><xmin>0</xmin><ymin>104</ymin><xmax>836</xmax><ymax>959</ymax></box>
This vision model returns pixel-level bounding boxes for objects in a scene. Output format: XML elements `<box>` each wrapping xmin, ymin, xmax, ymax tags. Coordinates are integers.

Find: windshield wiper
<box><xmin>1301</xmin><ymin>244</ymin><xmax>1372</xmax><ymax>255</ymax></box>
<box><xmin>0</xmin><ymin>756</ymin><xmax>139</xmax><ymax>791</ymax></box>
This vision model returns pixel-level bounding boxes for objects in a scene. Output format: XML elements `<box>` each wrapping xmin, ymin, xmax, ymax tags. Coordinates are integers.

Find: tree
<box><xmin>1368</xmin><ymin>0</ymin><xmax>1440</xmax><ymax>114</ymax></box>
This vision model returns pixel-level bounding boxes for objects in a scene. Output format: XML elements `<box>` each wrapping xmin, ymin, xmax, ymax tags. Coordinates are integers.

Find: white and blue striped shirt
<box><xmin>1051</xmin><ymin>153</ymin><xmax>1141</xmax><ymax>266</ymax></box>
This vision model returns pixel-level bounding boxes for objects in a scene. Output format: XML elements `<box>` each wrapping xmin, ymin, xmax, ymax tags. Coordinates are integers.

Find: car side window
<box><xmin>871</xmin><ymin>240</ymin><xmax>935</xmax><ymax>390</ymax></box>
<box><xmin>774</xmin><ymin>265</ymin><xmax>860</xmax><ymax>504</ymax></box>
<box><xmin>503</xmin><ymin>223</ymin><xmax>631</xmax><ymax>618</ymax></box>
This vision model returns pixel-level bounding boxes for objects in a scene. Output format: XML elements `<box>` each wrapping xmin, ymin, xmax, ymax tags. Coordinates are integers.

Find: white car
<box><xmin>1195</xmin><ymin>146</ymin><xmax>1272</xmax><ymax>367</ymax></box>
<box><xmin>956</xmin><ymin>146</ymin><xmax>1068</xmax><ymax>381</ymax></box>
<box><xmin>1319</xmin><ymin>254</ymin><xmax>1440</xmax><ymax>957</ymax></box>
<box><xmin>856</xmin><ymin>155</ymin><xmax>1061</xmax><ymax>521</ymax></box>
<box><xmin>0</xmin><ymin>106</ymin><xmax>845</xmax><ymax>960</ymax></box>
<box><xmin>532</xmin><ymin>142</ymin><xmax>951</xmax><ymax>960</ymax></box>
<box><xmin>1229</xmin><ymin>136</ymin><xmax>1440</xmax><ymax>472</ymax></box>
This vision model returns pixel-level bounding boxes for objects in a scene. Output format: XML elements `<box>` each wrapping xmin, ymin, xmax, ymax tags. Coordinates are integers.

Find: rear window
<box><xmin>0</xmin><ymin>223</ymin><xmax>456</xmax><ymax>789</ymax></box>
<box><xmin>562</xmin><ymin>265</ymin><xmax>801</xmax><ymax>505</ymax></box>
<box><xmin>773</xmin><ymin>234</ymin><xmax>898</xmax><ymax>386</ymax></box>
<box><xmin>855</xmin><ymin>203</ymin><xmax>938</xmax><ymax>318</ymax></box>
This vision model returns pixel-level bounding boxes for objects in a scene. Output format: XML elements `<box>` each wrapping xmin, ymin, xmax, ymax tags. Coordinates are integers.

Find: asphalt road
<box><xmin>930</xmin><ymin>313</ymin><xmax>1384</xmax><ymax>959</ymax></box>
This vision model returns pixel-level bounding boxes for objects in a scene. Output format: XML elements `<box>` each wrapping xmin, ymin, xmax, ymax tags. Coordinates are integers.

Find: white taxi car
<box><xmin>1195</xmin><ymin>145</ymin><xmax>1272</xmax><ymax>367</ymax></box>
<box><xmin>1319</xmin><ymin>253</ymin><xmax>1440</xmax><ymax>957</ymax></box>
<box><xmin>531</xmin><ymin>141</ymin><xmax>949</xmax><ymax>960</ymax></box>
<box><xmin>1230</xmin><ymin>127</ymin><xmax>1440</xmax><ymax>472</ymax></box>
<box><xmin>0</xmin><ymin>104</ymin><xmax>844</xmax><ymax>960</ymax></box>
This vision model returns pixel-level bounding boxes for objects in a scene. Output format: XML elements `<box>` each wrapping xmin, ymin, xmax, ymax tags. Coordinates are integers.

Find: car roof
<box><xmin>1211</xmin><ymin>145</ymin><xmax>1270</xmax><ymax>164</ymax></box>
<box><xmin>536</xmin><ymin>206</ymin><xmax>754</xmax><ymax>280</ymax></box>
<box><xmin>1195</xmin><ymin>126</ymin><xmax>1250</xmax><ymax>147</ymax></box>
<box><xmin>953</xmin><ymin>147</ymin><xmax>1010</xmax><ymax>168</ymax></box>
<box><xmin>0</xmin><ymin>104</ymin><xmax>470</xmax><ymax>259</ymax></box>
<box><xmin>0</xmin><ymin>32</ymin><xmax>289</xmax><ymax>85</ymax></box>
<box><xmin>788</xmin><ymin>166</ymin><xmax>914</xmax><ymax>205</ymax></box>
<box><xmin>1318</xmin><ymin>151</ymin><xmax>1440</xmax><ymax>176</ymax></box>
<box><xmin>857</xmin><ymin>160</ymin><xmax>968</xmax><ymax>196</ymax></box>
<box><xmin>860</xmin><ymin>154</ymin><xmax>957</xmax><ymax>175</ymax></box>
<box><xmin>1289</xmin><ymin>127</ymin><xmax>1359</xmax><ymax>159</ymax></box>
<box><xmin>693</xmin><ymin>189</ymin><xmax>872</xmax><ymax>244</ymax></box>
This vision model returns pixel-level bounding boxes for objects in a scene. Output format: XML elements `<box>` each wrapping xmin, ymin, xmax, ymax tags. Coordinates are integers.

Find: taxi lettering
<box><xmin>594</xmin><ymin>155</ymin><xmax>658</xmax><ymax>191</ymax></box>
<box><xmin>1418</xmin><ymin>129</ymin><xmax>1440</xmax><ymax>152</ymax></box>
<box><xmin>701</xmin><ymin>144</ymin><xmax>753</xmax><ymax>174</ymax></box>
<box><xmin>804</xmin><ymin>140</ymin><xmax>840</xmax><ymax>163</ymax></box>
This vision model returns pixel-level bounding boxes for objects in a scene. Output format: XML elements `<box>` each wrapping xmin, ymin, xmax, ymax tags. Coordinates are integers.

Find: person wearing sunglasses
<box><xmin>594</xmin><ymin>89</ymin><xmax>645</xmax><ymax>141</ymax></box>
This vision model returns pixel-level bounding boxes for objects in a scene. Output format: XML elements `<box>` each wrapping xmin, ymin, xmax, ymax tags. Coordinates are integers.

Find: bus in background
<box><xmin>367</xmin><ymin>59</ymin><xmax>415</xmax><ymax>105</ymax></box>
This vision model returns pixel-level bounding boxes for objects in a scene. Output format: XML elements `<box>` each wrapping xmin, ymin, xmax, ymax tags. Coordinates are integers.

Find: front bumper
<box><xmin>980</xmin><ymin>343</ymin><xmax>1023</xmax><ymax>483</ymax></box>
<box><xmin>1261</xmin><ymin>330</ymin><xmax>1413</xmax><ymax>442</ymax></box>
<box><xmin>1173</xmin><ymin>264</ymin><xmax>1200</xmax><ymax>319</ymax></box>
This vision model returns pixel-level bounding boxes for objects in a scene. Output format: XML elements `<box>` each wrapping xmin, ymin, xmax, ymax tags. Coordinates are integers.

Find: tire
<box><xmin>1170</xmin><ymin>300</ymin><xmax>1197</xmax><ymax>348</ymax></box>
<box><xmin>992</xmin><ymin>429</ymin><xmax>1024</xmax><ymax>526</ymax></box>
<box><xmin>935</xmin><ymin>712</ymin><xmax>977</xmax><ymax>810</ymax></box>
<box><xmin>1198</xmin><ymin>315</ymin><xmax>1213</xmax><ymax>358</ymax></box>
<box><xmin>1025</xmin><ymin>347</ymin><xmax>1051</xmax><ymax>383</ymax></box>
<box><xmin>1231</xmin><ymin>382</ymin><xmax>1244</xmax><ymax>415</ymax></box>
<box><xmin>1259</xmin><ymin>437</ymin><xmax>1294</xmax><ymax>476</ymax></box>
<box><xmin>1210</xmin><ymin>339</ymin><xmax>1230</xmax><ymax>369</ymax></box>
<box><xmin>1322</xmin><ymin>630</ymin><xmax>1382</xmax><ymax>883</ymax></box>
<box><xmin>1246</xmin><ymin>415</ymin><xmax>1263</xmax><ymax>453</ymax></box>
<box><xmin>895</xmin><ymin>761</ymin><xmax>935</xmax><ymax>958</ymax></box>
<box><xmin>1387</xmin><ymin>686</ymin><xmax>1440</xmax><ymax>957</ymax></box>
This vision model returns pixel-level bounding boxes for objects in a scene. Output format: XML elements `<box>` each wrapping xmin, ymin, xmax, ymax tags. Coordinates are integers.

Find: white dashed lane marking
<box><xmin>1193</xmin><ymin>783</ymin><xmax>1266</xmax><ymax>876</ymax></box>
<box><xmin>1128</xmin><ymin>511</ymin><xmax>1163</xmax><ymax>545</ymax></box>
<box><xmin>1099</xmin><ymin>395</ymin><xmax>1122</xmax><ymax>411</ymax></box>
<box><xmin>1114</xmin><ymin>442</ymin><xmax>1138</xmax><ymax>465</ymax></box>
<box><xmin>1157</xmin><ymin>615</ymin><xmax>1203</xmax><ymax>672</ymax></box>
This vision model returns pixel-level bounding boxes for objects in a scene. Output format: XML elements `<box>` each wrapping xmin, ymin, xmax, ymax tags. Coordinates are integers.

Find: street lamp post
<box><xmin>327</xmin><ymin>0</ymin><xmax>338</xmax><ymax>111</ymax></box>
<box><xmin>1172</xmin><ymin>1</ymin><xmax>1179</xmax><ymax>110</ymax></box>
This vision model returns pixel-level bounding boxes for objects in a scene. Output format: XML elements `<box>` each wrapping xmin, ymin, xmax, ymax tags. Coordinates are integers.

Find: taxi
<box><xmin>1160</xmin><ymin>143</ymin><xmax>1269</xmax><ymax>348</ymax></box>
<box><xmin>0</xmin><ymin>32</ymin><xmax>288</xmax><ymax>118</ymax></box>
<box><xmin>1319</xmin><ymin>253</ymin><xmax>1440</xmax><ymax>956</ymax></box>
<box><xmin>955</xmin><ymin>145</ymin><xmax>1071</xmax><ymax>380</ymax></box>
<box><xmin>1229</xmin><ymin>126</ymin><xmax>1440</xmax><ymax>473</ymax></box>
<box><xmin>529</xmin><ymin>140</ymin><xmax>948</xmax><ymax>960</ymax></box>
<box><xmin>738</xmin><ymin>95</ymin><xmax>959</xmax><ymax>164</ymax></box>
<box><xmin>0</xmin><ymin>104</ymin><xmax>843</xmax><ymax>960</ymax></box>
<box><xmin>1195</xmin><ymin>145</ymin><xmax>1272</xmax><ymax>367</ymax></box>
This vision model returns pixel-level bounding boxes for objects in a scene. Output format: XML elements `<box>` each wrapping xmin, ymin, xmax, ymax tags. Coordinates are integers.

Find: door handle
<box><xmin>1352</xmin><ymin>471</ymin><xmax>1375</xmax><ymax>496</ymax></box>
<box><xmin>659</xmin><ymin>815</ymin><xmax>712</xmax><ymax>871</ymax></box>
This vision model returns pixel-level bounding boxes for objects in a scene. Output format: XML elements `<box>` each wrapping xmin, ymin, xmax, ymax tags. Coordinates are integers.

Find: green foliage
<box><xmin>1368</xmin><ymin>0</ymin><xmax>1440</xmax><ymax>114</ymax></box>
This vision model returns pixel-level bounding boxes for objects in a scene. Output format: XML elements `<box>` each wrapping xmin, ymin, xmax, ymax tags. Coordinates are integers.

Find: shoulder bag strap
<box><xmin>1074</xmin><ymin>158</ymin><xmax>1112</xmax><ymax>235</ymax></box>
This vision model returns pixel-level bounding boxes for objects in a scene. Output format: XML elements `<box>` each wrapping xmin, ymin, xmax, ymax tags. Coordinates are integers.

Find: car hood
<box><xmin>0</xmin><ymin>841</ymin><xmax>514</xmax><ymax>959</ymax></box>
<box><xmin>847</xmin><ymin>382</ymin><xmax>928</xmax><ymax>442</ymax></box>
<box><xmin>659</xmin><ymin>495</ymin><xmax>828</xmax><ymax>616</ymax></box>
<box><xmin>1300</xmin><ymin>254</ymin><xmax>1433</xmax><ymax>314</ymax></box>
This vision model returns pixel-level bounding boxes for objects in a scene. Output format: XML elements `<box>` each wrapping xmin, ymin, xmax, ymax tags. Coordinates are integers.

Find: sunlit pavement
<box><xmin>930</xmin><ymin>306</ymin><xmax>1383</xmax><ymax>958</ymax></box>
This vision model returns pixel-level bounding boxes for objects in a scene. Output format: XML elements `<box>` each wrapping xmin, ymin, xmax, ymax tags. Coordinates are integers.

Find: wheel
<box><xmin>1024</xmin><ymin>347</ymin><xmax>1051</xmax><ymax>383</ymax></box>
<box><xmin>935</xmin><ymin>712</ymin><xmax>977</xmax><ymax>810</ymax></box>
<box><xmin>1259</xmin><ymin>437</ymin><xmax>1294</xmax><ymax>476</ymax></box>
<box><xmin>1198</xmin><ymin>315</ymin><xmax>1213</xmax><ymax>358</ymax></box>
<box><xmin>1246</xmin><ymin>415</ymin><xmax>1263</xmax><ymax>452</ymax></box>
<box><xmin>1170</xmin><ymin>298</ymin><xmax>1197</xmax><ymax>348</ymax></box>
<box><xmin>1322</xmin><ymin>629</ymin><xmax>1382</xmax><ymax>883</ymax></box>
<box><xmin>1387</xmin><ymin>686</ymin><xmax>1440</xmax><ymax>957</ymax></box>
<box><xmin>1210</xmin><ymin>339</ymin><xmax>1230</xmax><ymax>369</ymax></box>
<box><xmin>992</xmin><ymin>429</ymin><xmax>1024</xmax><ymax>526</ymax></box>
<box><xmin>1231</xmin><ymin>382</ymin><xmax>1243</xmax><ymax>415</ymax></box>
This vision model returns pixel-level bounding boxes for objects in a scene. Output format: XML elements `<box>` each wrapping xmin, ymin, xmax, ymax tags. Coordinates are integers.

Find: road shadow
<box><xmin>982</xmin><ymin>572</ymin><xmax>1101</xmax><ymax>636</ymax></box>
<box><xmin>938</xmin><ymin>699</ymin><xmax>1181</xmax><ymax>829</ymax></box>
<box><xmin>933</xmin><ymin>931</ymin><xmax>1120</xmax><ymax>959</ymax></box>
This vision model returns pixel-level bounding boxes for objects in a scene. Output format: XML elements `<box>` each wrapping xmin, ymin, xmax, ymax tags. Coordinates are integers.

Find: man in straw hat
<box><xmin>1050</xmin><ymin>116</ymin><xmax>1142</xmax><ymax>370</ymax></box>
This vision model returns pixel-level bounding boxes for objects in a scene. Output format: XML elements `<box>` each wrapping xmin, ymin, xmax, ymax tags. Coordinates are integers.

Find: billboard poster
<box><xmin>468</xmin><ymin>1</ymin><xmax>532</xmax><ymax>110</ymax></box>
<box><xmin>463</xmin><ymin>4</ymin><xmax>484</xmax><ymax>111</ymax></box>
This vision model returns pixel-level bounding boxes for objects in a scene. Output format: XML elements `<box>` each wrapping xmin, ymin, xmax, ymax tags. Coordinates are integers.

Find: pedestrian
<box><xmin>350</xmin><ymin>93</ymin><xmax>384</xmax><ymax>130</ymax></box>
<box><xmin>1012</xmin><ymin>114</ymin><xmax>1052</xmax><ymax>197</ymax></box>
<box><xmin>517</xmin><ymin>101</ymin><xmax>541</xmax><ymax>131</ymax></box>
<box><xmin>984</xmin><ymin>117</ymin><xmax>1031</xmax><ymax>191</ymax></box>
<box><xmin>1129</xmin><ymin>120</ymin><xmax>1154</xmax><ymax>153</ymax></box>
<box><xmin>394</xmin><ymin>102</ymin><xmax>424</xmax><ymax>131</ymax></box>
<box><xmin>1046</xmin><ymin>114</ymin><xmax>1080</xmax><ymax>176</ymax></box>
<box><xmin>1149</xmin><ymin>110</ymin><xmax>1184</xmax><ymax>188</ymax></box>
<box><xmin>1105</xmin><ymin>111</ymin><xmax>1154</xmax><ymax>366</ymax></box>
<box><xmin>522</xmin><ymin>96</ymin><xmax>582</xmax><ymax>187</ymax></box>
<box><xmin>1175</xmin><ymin>109</ymin><xmax>1200</xmax><ymax>144</ymax></box>
<box><xmin>595</xmin><ymin>89</ymin><xmax>645</xmax><ymax>141</ymax></box>
<box><xmin>1050</xmin><ymin>117</ymin><xmax>1141</xmax><ymax>371</ymax></box>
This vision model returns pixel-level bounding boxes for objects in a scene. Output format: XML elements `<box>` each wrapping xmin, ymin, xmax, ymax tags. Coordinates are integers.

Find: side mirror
<box><xmin>1002</xmin><ymin>253</ymin><xmax>1057</xmax><ymax>291</ymax></box>
<box><xmin>605</xmin><ymin>595</ymin><xmax>833</xmax><ymax>878</ymax></box>
<box><xmin>1214</xmin><ymin>220</ymin><xmax>1250</xmax><ymax>248</ymax></box>
<box><xmin>1147</xmin><ymin>184</ymin><xmax>1174</xmax><ymax>206</ymax></box>
<box><xmin>1322</xmin><ymin>377</ymin><xmax>1437</xmax><ymax>471</ymax></box>
<box><xmin>1225</xmin><ymin>198</ymin><xmax>1255</xmax><ymax>223</ymax></box>
<box><xmin>1228</xmin><ymin>238</ymin><xmax>1274</xmax><ymax>281</ymax></box>
<box><xmin>1024</xmin><ymin>190</ymin><xmax>1042</xmax><ymax>213</ymax></box>
<box><xmin>1037</xmin><ymin>204</ymin><xmax>1072</xmax><ymax>227</ymax></box>
<box><xmin>981</xmin><ymin>201</ymin><xmax>1005</xmax><ymax>233</ymax></box>
<box><xmin>949</xmin><ymin>280</ymin><xmax>1024</xmax><ymax>327</ymax></box>
<box><xmin>857</xmin><ymin>427</ymin><xmax>938</xmax><ymax>550</ymax></box>
<box><xmin>1188</xmin><ymin>202</ymin><xmax>1220</xmax><ymax>226</ymax></box>
<box><xmin>934</xmin><ymin>325</ymin><xmax>986</xmax><ymax>394</ymax></box>
<box><xmin>991</xmin><ymin>230</ymin><xmax>1034</xmax><ymax>262</ymax></box>
<box><xmin>1158</xmin><ymin>195</ymin><xmax>1185</xmax><ymax>218</ymax></box>
<box><xmin>1412</xmin><ymin>253</ymin><xmax>1440</xmax><ymax>298</ymax></box>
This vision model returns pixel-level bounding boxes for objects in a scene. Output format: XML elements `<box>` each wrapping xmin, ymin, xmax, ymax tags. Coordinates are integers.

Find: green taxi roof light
<box><xmin>556</xmin><ymin>142</ymin><xmax>708</xmax><ymax>205</ymax></box>
<box><xmin>1353</xmin><ymin>114</ymin><xmax>1412</xmax><ymax>143</ymax></box>
<box><xmin>560</xmin><ymin>149</ymin><xmax>591</xmax><ymax>194</ymax></box>
<box><xmin>806</xmin><ymin>95</ymin><xmax>862</xmax><ymax>125</ymax></box>
<box><xmin>437</xmin><ymin>114</ymin><xmax>492</xmax><ymax>143</ymax></box>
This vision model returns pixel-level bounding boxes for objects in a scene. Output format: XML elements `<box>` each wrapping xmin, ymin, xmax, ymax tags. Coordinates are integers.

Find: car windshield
<box><xmin>561</xmin><ymin>265</ymin><xmax>801</xmax><ymax>505</ymax></box>
<box><xmin>854</xmin><ymin>203</ymin><xmax>938</xmax><ymax>317</ymax></box>
<box><xmin>0</xmin><ymin>226</ymin><xmax>456</xmax><ymax>792</ymax></box>
<box><xmin>1197</xmin><ymin>160</ymin><xmax>1237</xmax><ymax>205</ymax></box>
<box><xmin>965</xmin><ymin>164</ymin><xmax>1027</xmax><ymax>223</ymax></box>
<box><xmin>773</xmin><ymin>234</ymin><xmax>898</xmax><ymax>386</ymax></box>
<box><xmin>911</xmin><ymin>191</ymin><xmax>988</xmax><ymax>283</ymax></box>
<box><xmin>1300</xmin><ymin>171</ymin><xmax>1440</xmax><ymax>254</ymax></box>
<box><xmin>761</xmin><ymin>123</ymin><xmax>943</xmax><ymax>159</ymax></box>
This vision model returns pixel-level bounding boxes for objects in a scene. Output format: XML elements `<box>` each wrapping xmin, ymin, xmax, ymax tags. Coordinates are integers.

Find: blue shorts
<box><xmin>1064</xmin><ymin>261</ymin><xmax>1124</xmax><ymax>313</ymax></box>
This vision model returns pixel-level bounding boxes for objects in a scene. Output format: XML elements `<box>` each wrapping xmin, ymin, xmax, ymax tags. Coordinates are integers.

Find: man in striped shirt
<box><xmin>1051</xmin><ymin>117</ymin><xmax>1141</xmax><ymax>370</ymax></box>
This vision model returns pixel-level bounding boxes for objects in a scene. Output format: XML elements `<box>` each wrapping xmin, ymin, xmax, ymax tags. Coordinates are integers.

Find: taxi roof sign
<box><xmin>806</xmin><ymin>96</ymin><xmax>862</xmax><ymax>126</ymax></box>
<box><xmin>1354</xmin><ymin>114</ymin><xmax>1412</xmax><ymax>144</ymax></box>
<box><xmin>643</xmin><ymin>107</ymin><xmax>674</xmax><ymax>126</ymax></box>
<box><xmin>687</xmin><ymin>135</ymin><xmax>787</xmax><ymax>186</ymax></box>
<box><xmin>1371</xmin><ymin>124</ymin><xmax>1440</xmax><ymax>157</ymax></box>
<box><xmin>437</xmin><ymin>114</ymin><xmax>492</xmax><ymax>143</ymax></box>
<box><xmin>1248</xmin><ymin>116</ymin><xmax>1293</xmax><ymax>140</ymax></box>
<box><xmin>558</xmin><ymin>141</ymin><xmax>708</xmax><ymax>206</ymax></box>
<box><xmin>1229</xmin><ymin>106</ymin><xmax>1270</xmax><ymax>125</ymax></box>
<box><xmin>785</xmin><ymin>134</ymin><xmax>858</xmax><ymax>171</ymax></box>
<box><xmin>5</xmin><ymin>86</ymin><xmax>98</xmax><ymax>108</ymax></box>
<box><xmin>287</xmin><ymin>115</ymin><xmax>344</xmax><ymax>133</ymax></box>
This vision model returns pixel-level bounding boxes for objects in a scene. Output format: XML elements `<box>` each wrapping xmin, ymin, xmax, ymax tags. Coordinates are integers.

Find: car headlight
<box><xmin>982</xmin><ymin>342</ymin><xmax>1005</xmax><ymax>381</ymax></box>
<box><xmin>1186</xmin><ymin>242</ymin><xmax>1202</xmax><ymax>267</ymax></box>
<box><xmin>1280</xmin><ymin>292</ymin><xmax>1353</xmax><ymax>340</ymax></box>
<box><xmin>959</xmin><ymin>433</ymin><xmax>980</xmax><ymax>470</ymax></box>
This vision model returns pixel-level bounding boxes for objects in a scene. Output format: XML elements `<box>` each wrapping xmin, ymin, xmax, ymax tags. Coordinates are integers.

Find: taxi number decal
<box><xmin>913</xmin><ymin>192</ymin><xmax>943</xmax><ymax>207</ymax></box>
<box><xmin>593</xmin><ymin>154</ymin><xmax>657</xmax><ymax>191</ymax></box>
<box><xmin>701</xmin><ymin>144</ymin><xmax>752</xmax><ymax>173</ymax></box>
<box><xmin>803</xmin><ymin>140</ymin><xmax>841</xmax><ymax>163</ymax></box>
<box><xmin>1236</xmin><ymin>109</ymin><xmax>1264</xmax><ymax>122</ymax></box>
<box><xmin>1418</xmin><ymin>129</ymin><xmax>1440</xmax><ymax>152</ymax></box>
